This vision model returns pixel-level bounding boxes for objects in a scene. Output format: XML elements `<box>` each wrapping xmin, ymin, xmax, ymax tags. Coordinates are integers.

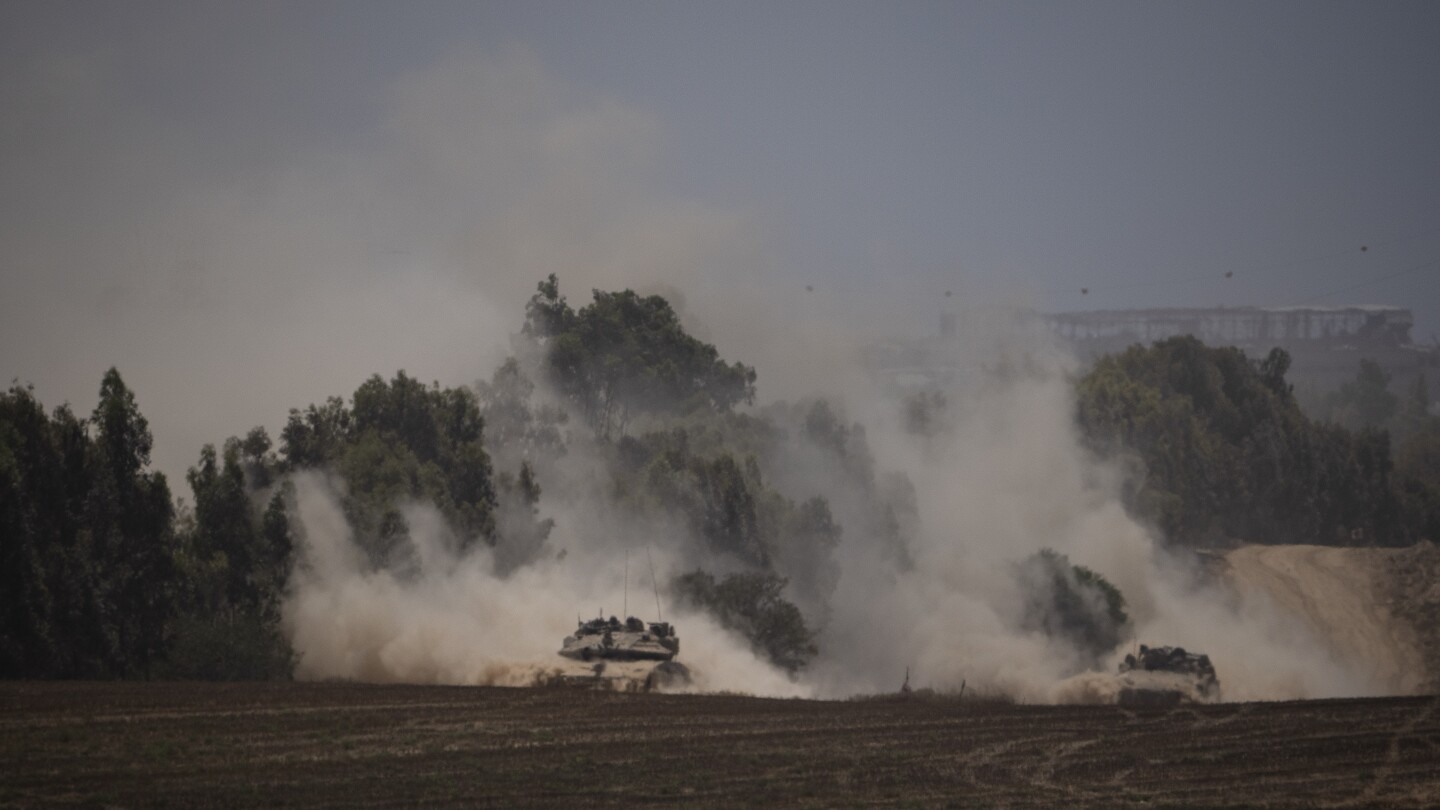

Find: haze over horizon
<box><xmin>3</xmin><ymin>0</ymin><xmax>1438</xmax><ymax>486</ymax></box>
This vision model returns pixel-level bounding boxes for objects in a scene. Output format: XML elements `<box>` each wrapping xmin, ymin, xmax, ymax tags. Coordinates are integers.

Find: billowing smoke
<box><xmin>281</xmin><ymin>303</ymin><xmax>1386</xmax><ymax>702</ymax></box>
<box><xmin>283</xmin><ymin>470</ymin><xmax>806</xmax><ymax>696</ymax></box>
<box><xmin>763</xmin><ymin>317</ymin><xmax>1382</xmax><ymax>702</ymax></box>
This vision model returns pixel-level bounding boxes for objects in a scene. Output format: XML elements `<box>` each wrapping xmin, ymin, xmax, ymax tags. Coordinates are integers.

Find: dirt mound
<box><xmin>1222</xmin><ymin>545</ymin><xmax>1430</xmax><ymax>694</ymax></box>
<box><xmin>1384</xmin><ymin>540</ymin><xmax>1440</xmax><ymax>692</ymax></box>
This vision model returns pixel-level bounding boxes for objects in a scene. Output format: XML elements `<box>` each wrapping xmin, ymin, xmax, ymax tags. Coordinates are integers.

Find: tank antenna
<box><xmin>646</xmin><ymin>542</ymin><xmax>662</xmax><ymax>622</ymax></box>
<box><xmin>623</xmin><ymin>547</ymin><xmax>629</xmax><ymax>619</ymax></box>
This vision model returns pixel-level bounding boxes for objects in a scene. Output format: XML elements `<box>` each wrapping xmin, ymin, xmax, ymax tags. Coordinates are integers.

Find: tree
<box><xmin>0</xmin><ymin>371</ymin><xmax>182</xmax><ymax>678</ymax></box>
<box><xmin>89</xmin><ymin>368</ymin><xmax>178</xmax><ymax>677</ymax></box>
<box><xmin>239</xmin><ymin>426</ymin><xmax>278</xmax><ymax>489</ymax></box>
<box><xmin>768</xmin><ymin>495</ymin><xmax>843</xmax><ymax>618</ymax></box>
<box><xmin>787</xmin><ymin>398</ymin><xmax>911</xmax><ymax>566</ymax></box>
<box><xmin>279</xmin><ymin>396</ymin><xmax>351</xmax><ymax>469</ymax></box>
<box><xmin>187</xmin><ymin>442</ymin><xmax>271</xmax><ymax>613</ymax></box>
<box><xmin>1329</xmin><ymin>359</ymin><xmax>1399</xmax><ymax>430</ymax></box>
<box><xmin>93</xmin><ymin>368</ymin><xmax>153</xmax><ymax>484</ymax></box>
<box><xmin>0</xmin><ymin>385</ymin><xmax>61</xmax><ymax>676</ymax></box>
<box><xmin>672</xmin><ymin>570</ymin><xmax>817</xmax><ymax>673</ymax></box>
<box><xmin>352</xmin><ymin>371</ymin><xmax>441</xmax><ymax>463</ymax></box>
<box><xmin>521</xmin><ymin>275</ymin><xmax>757</xmax><ymax>438</ymax></box>
<box><xmin>281</xmin><ymin>372</ymin><xmax>498</xmax><ymax>563</ymax></box>
<box><xmin>1394</xmin><ymin>373</ymin><xmax>1437</xmax><ymax>441</ymax></box>
<box><xmin>522</xmin><ymin>273</ymin><xmax>574</xmax><ymax>342</ymax></box>
<box><xmin>1075</xmin><ymin>337</ymin><xmax>1402</xmax><ymax>547</ymax></box>
<box><xmin>1254</xmin><ymin>347</ymin><xmax>1293</xmax><ymax>398</ymax></box>
<box><xmin>626</xmin><ymin>431</ymin><xmax>774</xmax><ymax>567</ymax></box>
<box><xmin>475</xmin><ymin>357</ymin><xmax>567</xmax><ymax>472</ymax></box>
<box><xmin>1016</xmin><ymin>549</ymin><xmax>1130</xmax><ymax>667</ymax></box>
<box><xmin>1394</xmin><ymin>431</ymin><xmax>1440</xmax><ymax>543</ymax></box>
<box><xmin>167</xmin><ymin>436</ymin><xmax>298</xmax><ymax>681</ymax></box>
<box><xmin>492</xmin><ymin>461</ymin><xmax>555</xmax><ymax>575</ymax></box>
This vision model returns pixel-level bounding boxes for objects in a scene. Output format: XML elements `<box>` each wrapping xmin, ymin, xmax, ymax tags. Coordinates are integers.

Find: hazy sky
<box><xmin>3</xmin><ymin>1</ymin><xmax>1438</xmax><ymax>486</ymax></box>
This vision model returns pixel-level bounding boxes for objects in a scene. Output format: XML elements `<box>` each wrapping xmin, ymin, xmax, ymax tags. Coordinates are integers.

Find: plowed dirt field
<box><xmin>3</xmin><ymin>682</ymin><xmax>1439</xmax><ymax>807</ymax></box>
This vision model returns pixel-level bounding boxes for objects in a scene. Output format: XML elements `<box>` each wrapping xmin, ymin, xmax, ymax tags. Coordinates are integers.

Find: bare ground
<box><xmin>3</xmin><ymin>682</ymin><xmax>1439</xmax><ymax>808</ymax></box>
<box><xmin>1385</xmin><ymin>541</ymin><xmax>1440</xmax><ymax>693</ymax></box>
<box><xmin>1223</xmin><ymin>544</ymin><xmax>1440</xmax><ymax>693</ymax></box>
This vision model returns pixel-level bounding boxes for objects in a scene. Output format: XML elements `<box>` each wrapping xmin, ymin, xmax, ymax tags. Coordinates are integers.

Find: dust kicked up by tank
<box><xmin>3</xmin><ymin>2</ymin><xmax>1438</xmax><ymax>705</ymax></box>
<box><xmin>266</xmin><ymin>271</ymin><xmax>1428</xmax><ymax>704</ymax></box>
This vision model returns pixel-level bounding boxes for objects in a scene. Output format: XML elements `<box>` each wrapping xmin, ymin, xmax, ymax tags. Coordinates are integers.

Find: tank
<box><xmin>553</xmin><ymin>615</ymin><xmax>692</xmax><ymax>691</ymax></box>
<box><xmin>1115</xmin><ymin>644</ymin><xmax>1221</xmax><ymax>708</ymax></box>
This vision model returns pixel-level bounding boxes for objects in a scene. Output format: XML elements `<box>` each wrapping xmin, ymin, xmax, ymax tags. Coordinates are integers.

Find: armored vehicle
<box><xmin>1116</xmin><ymin>644</ymin><xmax>1220</xmax><ymax>708</ymax></box>
<box><xmin>554</xmin><ymin>615</ymin><xmax>691</xmax><ymax>691</ymax></box>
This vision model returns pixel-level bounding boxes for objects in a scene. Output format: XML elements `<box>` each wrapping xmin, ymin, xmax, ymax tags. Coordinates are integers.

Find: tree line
<box><xmin>1075</xmin><ymin>337</ymin><xmax>1440</xmax><ymax>548</ymax></box>
<box><xmin>6</xmin><ymin>279</ymin><xmax>1438</xmax><ymax>681</ymax></box>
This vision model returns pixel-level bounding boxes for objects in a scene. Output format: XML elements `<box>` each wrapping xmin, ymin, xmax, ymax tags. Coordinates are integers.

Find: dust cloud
<box><xmin>3</xmin><ymin>25</ymin><xmax>1403</xmax><ymax>702</ymax></box>
<box><xmin>770</xmin><ymin>319</ymin><xmax>1385</xmax><ymax>703</ymax></box>
<box><xmin>282</xmin><ymin>302</ymin><xmax>1391</xmax><ymax>702</ymax></box>
<box><xmin>283</xmin><ymin>471</ymin><xmax>806</xmax><ymax>696</ymax></box>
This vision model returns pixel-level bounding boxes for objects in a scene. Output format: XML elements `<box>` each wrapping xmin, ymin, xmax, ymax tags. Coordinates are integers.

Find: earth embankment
<box><xmin>1222</xmin><ymin>543</ymin><xmax>1439</xmax><ymax>694</ymax></box>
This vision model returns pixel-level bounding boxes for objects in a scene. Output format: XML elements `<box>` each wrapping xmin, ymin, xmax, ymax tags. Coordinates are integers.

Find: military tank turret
<box><xmin>554</xmin><ymin>615</ymin><xmax>692</xmax><ymax>691</ymax></box>
<box><xmin>1115</xmin><ymin>644</ymin><xmax>1221</xmax><ymax>708</ymax></box>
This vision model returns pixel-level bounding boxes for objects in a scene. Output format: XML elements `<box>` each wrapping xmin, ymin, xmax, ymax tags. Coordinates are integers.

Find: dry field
<box><xmin>2</xmin><ymin>682</ymin><xmax>1438</xmax><ymax>808</ymax></box>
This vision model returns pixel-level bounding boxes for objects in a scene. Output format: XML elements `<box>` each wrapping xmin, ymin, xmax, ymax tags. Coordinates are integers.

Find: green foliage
<box><xmin>161</xmin><ymin>369</ymin><xmax>503</xmax><ymax>678</ymax></box>
<box><xmin>768</xmin><ymin>399</ymin><xmax>913</xmax><ymax>569</ymax></box>
<box><xmin>174</xmin><ymin>436</ymin><xmax>297</xmax><ymax>680</ymax></box>
<box><xmin>475</xmin><ymin>357</ymin><xmax>568</xmax><ymax>470</ymax></box>
<box><xmin>1395</xmin><ymin>431</ymin><xmax>1440</xmax><ymax>543</ymax></box>
<box><xmin>1017</xmin><ymin>549</ymin><xmax>1129</xmax><ymax>665</ymax></box>
<box><xmin>1327</xmin><ymin>359</ymin><xmax>1400</xmax><ymax>431</ymax></box>
<box><xmin>0</xmin><ymin>371</ymin><xmax>181</xmax><ymax>678</ymax></box>
<box><xmin>624</xmin><ymin>431</ymin><xmax>771</xmax><ymax>566</ymax></box>
<box><xmin>90</xmin><ymin>370</ymin><xmax>181</xmax><ymax>677</ymax></box>
<box><xmin>1076</xmin><ymin>337</ymin><xmax>1402</xmax><ymax>546</ymax></box>
<box><xmin>184</xmin><ymin>441</ymin><xmax>295</xmax><ymax>599</ymax></box>
<box><xmin>512</xmin><ymin>278</ymin><xmax>907</xmax><ymax>620</ymax></box>
<box><xmin>188</xmin><ymin>443</ymin><xmax>262</xmax><ymax>612</ymax></box>
<box><xmin>522</xmin><ymin>274</ymin><xmax>757</xmax><ymax>438</ymax></box>
<box><xmin>279</xmin><ymin>396</ymin><xmax>351</xmax><ymax>469</ymax></box>
<box><xmin>672</xmin><ymin>570</ymin><xmax>817</xmax><ymax>673</ymax></box>
<box><xmin>493</xmin><ymin>461</ymin><xmax>556</xmax><ymax>575</ymax></box>
<box><xmin>281</xmin><ymin>371</ymin><xmax>498</xmax><ymax>560</ymax></box>
<box><xmin>239</xmin><ymin>426</ymin><xmax>278</xmax><ymax>489</ymax></box>
<box><xmin>157</xmin><ymin>610</ymin><xmax>295</xmax><ymax>681</ymax></box>
<box><xmin>1393</xmin><ymin>373</ymin><xmax>1439</xmax><ymax>442</ymax></box>
<box><xmin>613</xmin><ymin>426</ymin><xmax>848</xmax><ymax>580</ymax></box>
<box><xmin>781</xmin><ymin>497</ymin><xmax>843</xmax><ymax>570</ymax></box>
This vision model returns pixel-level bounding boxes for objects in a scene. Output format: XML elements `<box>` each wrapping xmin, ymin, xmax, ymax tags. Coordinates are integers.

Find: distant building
<box><xmin>1040</xmin><ymin>306</ymin><xmax>1435</xmax><ymax>398</ymax></box>
<box><xmin>1042</xmin><ymin>306</ymin><xmax>1413</xmax><ymax>353</ymax></box>
<box><xmin>863</xmin><ymin>305</ymin><xmax>1438</xmax><ymax>404</ymax></box>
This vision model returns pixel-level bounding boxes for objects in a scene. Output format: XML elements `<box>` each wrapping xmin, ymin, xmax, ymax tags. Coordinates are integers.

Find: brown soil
<box><xmin>1223</xmin><ymin>543</ymin><xmax>1440</xmax><ymax>694</ymax></box>
<box><xmin>1385</xmin><ymin>540</ymin><xmax>1440</xmax><ymax>693</ymax></box>
<box><xmin>3</xmin><ymin>682</ymin><xmax>1439</xmax><ymax>807</ymax></box>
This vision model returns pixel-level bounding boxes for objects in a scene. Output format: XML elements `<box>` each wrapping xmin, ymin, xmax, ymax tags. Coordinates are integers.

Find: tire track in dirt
<box><xmin>1335</xmin><ymin>696</ymin><xmax>1440</xmax><ymax>808</ymax></box>
<box><xmin>5</xmin><ymin>684</ymin><xmax>1440</xmax><ymax>807</ymax></box>
<box><xmin>958</xmin><ymin>735</ymin><xmax>1050</xmax><ymax>788</ymax></box>
<box><xmin>1030</xmin><ymin>737</ymin><xmax>1099</xmax><ymax>794</ymax></box>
